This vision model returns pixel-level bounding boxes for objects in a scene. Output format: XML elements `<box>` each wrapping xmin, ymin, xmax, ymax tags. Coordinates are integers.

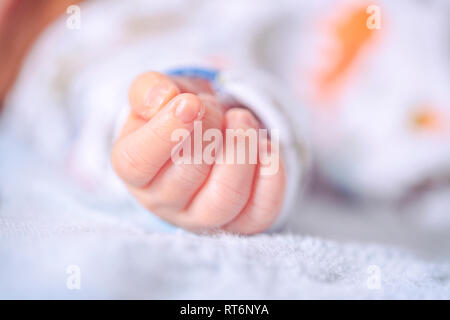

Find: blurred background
<box><xmin>0</xmin><ymin>0</ymin><xmax>449</xmax><ymax>299</ymax></box>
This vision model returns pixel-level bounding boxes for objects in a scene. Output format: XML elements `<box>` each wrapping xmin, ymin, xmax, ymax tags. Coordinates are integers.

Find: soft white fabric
<box><xmin>1</xmin><ymin>0</ymin><xmax>449</xmax><ymax>299</ymax></box>
<box><xmin>1</xmin><ymin>135</ymin><xmax>449</xmax><ymax>299</ymax></box>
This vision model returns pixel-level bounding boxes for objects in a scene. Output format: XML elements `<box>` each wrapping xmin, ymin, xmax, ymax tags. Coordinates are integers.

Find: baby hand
<box><xmin>112</xmin><ymin>72</ymin><xmax>285</xmax><ymax>234</ymax></box>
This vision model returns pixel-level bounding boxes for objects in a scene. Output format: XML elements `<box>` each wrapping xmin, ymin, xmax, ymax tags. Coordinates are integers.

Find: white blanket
<box><xmin>1</xmin><ymin>134</ymin><xmax>449</xmax><ymax>299</ymax></box>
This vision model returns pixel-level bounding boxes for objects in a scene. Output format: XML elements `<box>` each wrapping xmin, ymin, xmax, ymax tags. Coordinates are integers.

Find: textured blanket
<box><xmin>1</xmin><ymin>134</ymin><xmax>449</xmax><ymax>299</ymax></box>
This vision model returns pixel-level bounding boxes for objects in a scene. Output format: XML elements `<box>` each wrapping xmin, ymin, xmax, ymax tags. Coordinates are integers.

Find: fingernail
<box><xmin>174</xmin><ymin>97</ymin><xmax>204</xmax><ymax>123</ymax></box>
<box><xmin>144</xmin><ymin>81</ymin><xmax>175</xmax><ymax>116</ymax></box>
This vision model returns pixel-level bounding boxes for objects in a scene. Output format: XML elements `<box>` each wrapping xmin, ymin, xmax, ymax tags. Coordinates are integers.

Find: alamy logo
<box><xmin>171</xmin><ymin>121</ymin><xmax>280</xmax><ymax>176</ymax></box>
<box><xmin>366</xmin><ymin>265</ymin><xmax>382</xmax><ymax>290</ymax></box>
<box><xmin>366</xmin><ymin>5</ymin><xmax>381</xmax><ymax>30</ymax></box>
<box><xmin>66</xmin><ymin>265</ymin><xmax>81</xmax><ymax>290</ymax></box>
<box><xmin>66</xmin><ymin>5</ymin><xmax>81</xmax><ymax>30</ymax></box>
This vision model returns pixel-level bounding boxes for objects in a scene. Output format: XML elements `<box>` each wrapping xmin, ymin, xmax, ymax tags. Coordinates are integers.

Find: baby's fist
<box><xmin>112</xmin><ymin>72</ymin><xmax>285</xmax><ymax>234</ymax></box>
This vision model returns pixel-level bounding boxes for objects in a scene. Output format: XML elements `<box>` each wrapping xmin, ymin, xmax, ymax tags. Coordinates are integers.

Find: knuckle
<box><xmin>193</xmin><ymin>182</ymin><xmax>249</xmax><ymax>227</ymax></box>
<box><xmin>174</xmin><ymin>164</ymin><xmax>210</xmax><ymax>186</ymax></box>
<box><xmin>148</xmin><ymin>122</ymin><xmax>175</xmax><ymax>146</ymax></box>
<box><xmin>212</xmin><ymin>179</ymin><xmax>249</xmax><ymax>207</ymax></box>
<box><xmin>247</xmin><ymin>199</ymin><xmax>280</xmax><ymax>226</ymax></box>
<box><xmin>111</xmin><ymin>142</ymin><xmax>157</xmax><ymax>184</ymax></box>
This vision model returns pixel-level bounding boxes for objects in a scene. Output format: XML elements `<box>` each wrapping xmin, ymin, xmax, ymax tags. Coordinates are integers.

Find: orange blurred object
<box><xmin>410</xmin><ymin>106</ymin><xmax>448</xmax><ymax>134</ymax></box>
<box><xmin>316</xmin><ymin>3</ymin><xmax>378</xmax><ymax>102</ymax></box>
